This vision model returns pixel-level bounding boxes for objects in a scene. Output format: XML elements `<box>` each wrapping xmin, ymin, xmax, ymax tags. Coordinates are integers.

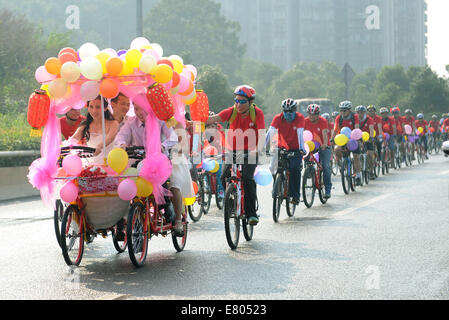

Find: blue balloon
<box><xmin>341</xmin><ymin>127</ymin><xmax>352</xmax><ymax>139</ymax></box>
<box><xmin>254</xmin><ymin>169</ymin><xmax>272</xmax><ymax>186</ymax></box>
<box><xmin>202</xmin><ymin>159</ymin><xmax>215</xmax><ymax>171</ymax></box>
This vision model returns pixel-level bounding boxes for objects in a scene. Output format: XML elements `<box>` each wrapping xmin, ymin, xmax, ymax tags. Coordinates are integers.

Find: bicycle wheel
<box><xmin>60</xmin><ymin>205</ymin><xmax>84</xmax><ymax>266</ymax></box>
<box><xmin>188</xmin><ymin>178</ymin><xmax>204</xmax><ymax>222</ymax></box>
<box><xmin>201</xmin><ymin>174</ymin><xmax>212</xmax><ymax>215</ymax></box>
<box><xmin>224</xmin><ymin>184</ymin><xmax>240</xmax><ymax>250</ymax></box>
<box><xmin>285</xmin><ymin>173</ymin><xmax>297</xmax><ymax>217</ymax></box>
<box><xmin>112</xmin><ymin>220</ymin><xmax>127</xmax><ymax>254</ymax></box>
<box><xmin>127</xmin><ymin>202</ymin><xmax>149</xmax><ymax>268</ymax></box>
<box><xmin>242</xmin><ymin>217</ymin><xmax>254</xmax><ymax>242</ymax></box>
<box><xmin>350</xmin><ymin>158</ymin><xmax>356</xmax><ymax>192</ymax></box>
<box><xmin>302</xmin><ymin>167</ymin><xmax>316</xmax><ymax>208</ymax></box>
<box><xmin>341</xmin><ymin>159</ymin><xmax>350</xmax><ymax>194</ymax></box>
<box><xmin>317</xmin><ymin>169</ymin><xmax>327</xmax><ymax>204</ymax></box>
<box><xmin>172</xmin><ymin>207</ymin><xmax>188</xmax><ymax>252</ymax></box>
<box><xmin>272</xmin><ymin>174</ymin><xmax>284</xmax><ymax>222</ymax></box>
<box><xmin>331</xmin><ymin>158</ymin><xmax>339</xmax><ymax>176</ymax></box>
<box><xmin>54</xmin><ymin>199</ymin><xmax>64</xmax><ymax>248</ymax></box>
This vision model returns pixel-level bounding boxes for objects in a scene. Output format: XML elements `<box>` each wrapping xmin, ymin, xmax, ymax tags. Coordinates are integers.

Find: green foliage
<box><xmin>196</xmin><ymin>65</ymin><xmax>233</xmax><ymax>114</ymax></box>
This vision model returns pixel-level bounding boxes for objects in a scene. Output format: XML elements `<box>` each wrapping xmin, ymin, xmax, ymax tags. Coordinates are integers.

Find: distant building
<box><xmin>216</xmin><ymin>0</ymin><xmax>427</xmax><ymax>72</ymax></box>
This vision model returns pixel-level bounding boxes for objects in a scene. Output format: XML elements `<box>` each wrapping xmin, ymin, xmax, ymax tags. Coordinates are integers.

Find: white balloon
<box><xmin>60</xmin><ymin>62</ymin><xmax>80</xmax><ymax>83</ymax></box>
<box><xmin>80</xmin><ymin>57</ymin><xmax>103</xmax><ymax>80</ymax></box>
<box><xmin>131</xmin><ymin>37</ymin><xmax>151</xmax><ymax>49</ymax></box>
<box><xmin>78</xmin><ymin>42</ymin><xmax>100</xmax><ymax>60</ymax></box>
<box><xmin>150</xmin><ymin>43</ymin><xmax>163</xmax><ymax>58</ymax></box>
<box><xmin>169</xmin><ymin>54</ymin><xmax>183</xmax><ymax>64</ymax></box>
<box><xmin>139</xmin><ymin>55</ymin><xmax>157</xmax><ymax>74</ymax></box>
<box><xmin>80</xmin><ymin>81</ymin><xmax>100</xmax><ymax>101</ymax></box>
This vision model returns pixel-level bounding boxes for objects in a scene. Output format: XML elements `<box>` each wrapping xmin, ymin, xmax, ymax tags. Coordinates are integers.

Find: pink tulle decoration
<box><xmin>172</xmin><ymin>94</ymin><xmax>186</xmax><ymax>128</ymax></box>
<box><xmin>28</xmin><ymin>103</ymin><xmax>61</xmax><ymax>208</ymax></box>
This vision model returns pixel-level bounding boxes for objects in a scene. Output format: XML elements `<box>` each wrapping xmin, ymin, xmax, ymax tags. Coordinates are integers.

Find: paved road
<box><xmin>0</xmin><ymin>155</ymin><xmax>448</xmax><ymax>300</ymax></box>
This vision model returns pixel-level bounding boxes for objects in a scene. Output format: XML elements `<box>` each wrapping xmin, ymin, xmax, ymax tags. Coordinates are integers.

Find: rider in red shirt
<box><xmin>380</xmin><ymin>107</ymin><xmax>397</xmax><ymax>167</ymax></box>
<box><xmin>367</xmin><ymin>105</ymin><xmax>383</xmax><ymax>162</ymax></box>
<box><xmin>415</xmin><ymin>114</ymin><xmax>429</xmax><ymax>158</ymax></box>
<box><xmin>266</xmin><ymin>99</ymin><xmax>306</xmax><ymax>205</ymax></box>
<box><xmin>331</xmin><ymin>101</ymin><xmax>362</xmax><ymax>185</ymax></box>
<box><xmin>59</xmin><ymin>108</ymin><xmax>86</xmax><ymax>140</ymax></box>
<box><xmin>392</xmin><ymin>107</ymin><xmax>406</xmax><ymax>163</ymax></box>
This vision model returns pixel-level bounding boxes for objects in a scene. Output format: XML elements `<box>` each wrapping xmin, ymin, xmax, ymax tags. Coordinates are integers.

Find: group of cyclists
<box><xmin>62</xmin><ymin>84</ymin><xmax>448</xmax><ymax>238</ymax></box>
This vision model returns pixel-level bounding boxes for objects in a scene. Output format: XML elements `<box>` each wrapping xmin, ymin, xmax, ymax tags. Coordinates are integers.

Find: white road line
<box><xmin>333</xmin><ymin>194</ymin><xmax>392</xmax><ymax>217</ymax></box>
<box><xmin>437</xmin><ymin>169</ymin><xmax>449</xmax><ymax>176</ymax></box>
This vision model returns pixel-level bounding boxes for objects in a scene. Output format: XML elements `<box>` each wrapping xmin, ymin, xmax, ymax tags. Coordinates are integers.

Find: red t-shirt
<box><xmin>371</xmin><ymin>114</ymin><xmax>383</xmax><ymax>133</ymax></box>
<box><xmin>334</xmin><ymin>113</ymin><xmax>360</xmax><ymax>133</ymax></box>
<box><xmin>381</xmin><ymin>117</ymin><xmax>396</xmax><ymax>135</ymax></box>
<box><xmin>358</xmin><ymin>116</ymin><xmax>374</xmax><ymax>134</ymax></box>
<box><xmin>392</xmin><ymin>116</ymin><xmax>404</xmax><ymax>134</ymax></box>
<box><xmin>219</xmin><ymin>106</ymin><xmax>265</xmax><ymax>151</ymax></box>
<box><xmin>443</xmin><ymin>118</ymin><xmax>449</xmax><ymax>131</ymax></box>
<box><xmin>59</xmin><ymin>116</ymin><xmax>85</xmax><ymax>140</ymax></box>
<box><xmin>270</xmin><ymin>113</ymin><xmax>305</xmax><ymax>150</ymax></box>
<box><xmin>429</xmin><ymin>120</ymin><xmax>440</xmax><ymax>130</ymax></box>
<box><xmin>415</xmin><ymin>120</ymin><xmax>428</xmax><ymax>134</ymax></box>
<box><xmin>328</xmin><ymin>121</ymin><xmax>335</xmax><ymax>132</ymax></box>
<box><xmin>402</xmin><ymin>116</ymin><xmax>415</xmax><ymax>128</ymax></box>
<box><xmin>304</xmin><ymin>116</ymin><xmax>330</xmax><ymax>146</ymax></box>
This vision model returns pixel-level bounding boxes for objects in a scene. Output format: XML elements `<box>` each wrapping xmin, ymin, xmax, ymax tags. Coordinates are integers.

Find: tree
<box><xmin>196</xmin><ymin>65</ymin><xmax>233</xmax><ymax>114</ymax></box>
<box><xmin>144</xmin><ymin>0</ymin><xmax>245</xmax><ymax>80</ymax></box>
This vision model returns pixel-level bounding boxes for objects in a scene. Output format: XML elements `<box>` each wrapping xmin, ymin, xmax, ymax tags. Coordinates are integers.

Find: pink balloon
<box><xmin>35</xmin><ymin>65</ymin><xmax>57</xmax><ymax>83</ymax></box>
<box><xmin>62</xmin><ymin>154</ymin><xmax>83</xmax><ymax>176</ymax></box>
<box><xmin>60</xmin><ymin>182</ymin><xmax>79</xmax><ymax>203</ymax></box>
<box><xmin>80</xmin><ymin>81</ymin><xmax>100</xmax><ymax>101</ymax></box>
<box><xmin>303</xmin><ymin>130</ymin><xmax>313</xmax><ymax>142</ymax></box>
<box><xmin>404</xmin><ymin>125</ymin><xmax>412</xmax><ymax>135</ymax></box>
<box><xmin>178</xmin><ymin>75</ymin><xmax>190</xmax><ymax>93</ymax></box>
<box><xmin>185</xmin><ymin>64</ymin><xmax>197</xmax><ymax>78</ymax></box>
<box><xmin>117</xmin><ymin>178</ymin><xmax>137</xmax><ymax>201</ymax></box>
<box><xmin>351</xmin><ymin>129</ymin><xmax>363</xmax><ymax>140</ymax></box>
<box><xmin>143</xmin><ymin>49</ymin><xmax>161</xmax><ymax>61</ymax></box>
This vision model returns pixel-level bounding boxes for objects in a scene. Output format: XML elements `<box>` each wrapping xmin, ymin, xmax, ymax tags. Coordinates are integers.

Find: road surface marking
<box><xmin>437</xmin><ymin>169</ymin><xmax>449</xmax><ymax>176</ymax></box>
<box><xmin>333</xmin><ymin>194</ymin><xmax>392</xmax><ymax>217</ymax></box>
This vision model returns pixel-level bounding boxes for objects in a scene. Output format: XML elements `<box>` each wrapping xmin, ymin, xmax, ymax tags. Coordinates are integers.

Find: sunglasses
<box><xmin>235</xmin><ymin>99</ymin><xmax>249</xmax><ymax>105</ymax></box>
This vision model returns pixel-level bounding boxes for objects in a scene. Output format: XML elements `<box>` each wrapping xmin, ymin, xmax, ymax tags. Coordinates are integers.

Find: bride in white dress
<box><xmin>71</xmin><ymin>96</ymin><xmax>119</xmax><ymax>165</ymax></box>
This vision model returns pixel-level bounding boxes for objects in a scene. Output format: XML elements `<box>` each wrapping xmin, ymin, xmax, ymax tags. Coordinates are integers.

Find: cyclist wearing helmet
<box><xmin>367</xmin><ymin>105</ymin><xmax>383</xmax><ymax>161</ymax></box>
<box><xmin>403</xmin><ymin>109</ymin><xmax>417</xmax><ymax>160</ymax></box>
<box><xmin>415</xmin><ymin>113</ymin><xmax>429</xmax><ymax>158</ymax></box>
<box><xmin>331</xmin><ymin>101</ymin><xmax>364</xmax><ymax>185</ymax></box>
<box><xmin>304</xmin><ymin>104</ymin><xmax>332</xmax><ymax>198</ymax></box>
<box><xmin>429</xmin><ymin>114</ymin><xmax>441</xmax><ymax>142</ymax></box>
<box><xmin>392</xmin><ymin>107</ymin><xmax>406</xmax><ymax>163</ymax></box>
<box><xmin>443</xmin><ymin>114</ymin><xmax>449</xmax><ymax>140</ymax></box>
<box><xmin>356</xmin><ymin>105</ymin><xmax>376</xmax><ymax>178</ymax></box>
<box><xmin>200</xmin><ymin>85</ymin><xmax>265</xmax><ymax>225</ymax></box>
<box><xmin>266</xmin><ymin>98</ymin><xmax>306</xmax><ymax>206</ymax></box>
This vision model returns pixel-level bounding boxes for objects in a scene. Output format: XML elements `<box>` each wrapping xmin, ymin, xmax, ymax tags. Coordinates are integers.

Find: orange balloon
<box><xmin>106</xmin><ymin>57</ymin><xmax>123</xmax><ymax>77</ymax></box>
<box><xmin>45</xmin><ymin>57</ymin><xmax>62</xmax><ymax>75</ymax></box>
<box><xmin>192</xmin><ymin>181</ymin><xmax>198</xmax><ymax>195</ymax></box>
<box><xmin>58</xmin><ymin>47</ymin><xmax>77</xmax><ymax>59</ymax></box>
<box><xmin>179</xmin><ymin>80</ymin><xmax>194</xmax><ymax>96</ymax></box>
<box><xmin>99</xmin><ymin>79</ymin><xmax>119</xmax><ymax>99</ymax></box>
<box><xmin>59</xmin><ymin>52</ymin><xmax>78</xmax><ymax>65</ymax></box>
<box><xmin>171</xmin><ymin>72</ymin><xmax>180</xmax><ymax>88</ymax></box>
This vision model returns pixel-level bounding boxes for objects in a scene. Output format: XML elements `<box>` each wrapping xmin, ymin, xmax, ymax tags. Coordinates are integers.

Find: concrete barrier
<box><xmin>0</xmin><ymin>167</ymin><xmax>40</xmax><ymax>201</ymax></box>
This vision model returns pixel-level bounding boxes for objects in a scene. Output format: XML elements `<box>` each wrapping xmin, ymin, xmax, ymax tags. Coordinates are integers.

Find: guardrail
<box><xmin>0</xmin><ymin>151</ymin><xmax>41</xmax><ymax>201</ymax></box>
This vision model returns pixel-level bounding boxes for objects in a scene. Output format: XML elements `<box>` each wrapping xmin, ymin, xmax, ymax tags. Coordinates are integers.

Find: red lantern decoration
<box><xmin>190</xmin><ymin>90</ymin><xmax>209</xmax><ymax>123</ymax></box>
<box><xmin>146</xmin><ymin>83</ymin><xmax>176</xmax><ymax>127</ymax></box>
<box><xmin>27</xmin><ymin>89</ymin><xmax>50</xmax><ymax>137</ymax></box>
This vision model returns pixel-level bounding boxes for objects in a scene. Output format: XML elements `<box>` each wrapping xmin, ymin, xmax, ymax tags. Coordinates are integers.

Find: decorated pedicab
<box><xmin>27</xmin><ymin>37</ymin><xmax>202</xmax><ymax>267</ymax></box>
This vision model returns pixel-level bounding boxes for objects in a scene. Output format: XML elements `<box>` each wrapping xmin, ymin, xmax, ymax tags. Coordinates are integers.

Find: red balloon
<box><xmin>59</xmin><ymin>52</ymin><xmax>78</xmax><ymax>64</ymax></box>
<box><xmin>171</xmin><ymin>72</ymin><xmax>180</xmax><ymax>88</ymax></box>
<box><xmin>58</xmin><ymin>47</ymin><xmax>77</xmax><ymax>59</ymax></box>
<box><xmin>157</xmin><ymin>59</ymin><xmax>174</xmax><ymax>70</ymax></box>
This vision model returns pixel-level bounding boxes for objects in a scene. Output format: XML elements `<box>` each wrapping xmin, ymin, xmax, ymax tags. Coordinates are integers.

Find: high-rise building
<box><xmin>216</xmin><ymin>0</ymin><xmax>427</xmax><ymax>72</ymax></box>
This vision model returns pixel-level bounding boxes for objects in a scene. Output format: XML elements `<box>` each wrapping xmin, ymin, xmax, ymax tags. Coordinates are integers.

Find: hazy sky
<box><xmin>427</xmin><ymin>0</ymin><xmax>449</xmax><ymax>77</ymax></box>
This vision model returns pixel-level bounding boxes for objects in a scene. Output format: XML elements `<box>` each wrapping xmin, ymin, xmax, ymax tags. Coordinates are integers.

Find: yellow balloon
<box><xmin>152</xmin><ymin>64</ymin><xmax>173</xmax><ymax>83</ymax></box>
<box><xmin>306</xmin><ymin>140</ymin><xmax>315</xmax><ymax>152</ymax></box>
<box><xmin>372</xmin><ymin>130</ymin><xmax>377</xmax><ymax>138</ymax></box>
<box><xmin>418</xmin><ymin>127</ymin><xmax>424</xmax><ymax>133</ymax></box>
<box><xmin>107</xmin><ymin>148</ymin><xmax>129</xmax><ymax>174</ymax></box>
<box><xmin>141</xmin><ymin>45</ymin><xmax>153</xmax><ymax>50</ymax></box>
<box><xmin>136</xmin><ymin>177</ymin><xmax>153</xmax><ymax>198</ymax></box>
<box><xmin>335</xmin><ymin>134</ymin><xmax>349</xmax><ymax>147</ymax></box>
<box><xmin>184</xmin><ymin>197</ymin><xmax>196</xmax><ymax>206</ymax></box>
<box><xmin>171</xmin><ymin>59</ymin><xmax>184</xmax><ymax>74</ymax></box>
<box><xmin>125</xmin><ymin>49</ymin><xmax>142</xmax><ymax>68</ymax></box>
<box><xmin>362</xmin><ymin>132</ymin><xmax>370</xmax><ymax>142</ymax></box>
<box><xmin>209</xmin><ymin>161</ymin><xmax>219</xmax><ymax>173</ymax></box>
<box><xmin>95</xmin><ymin>52</ymin><xmax>110</xmax><ymax>74</ymax></box>
<box><xmin>120</xmin><ymin>60</ymin><xmax>134</xmax><ymax>76</ymax></box>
